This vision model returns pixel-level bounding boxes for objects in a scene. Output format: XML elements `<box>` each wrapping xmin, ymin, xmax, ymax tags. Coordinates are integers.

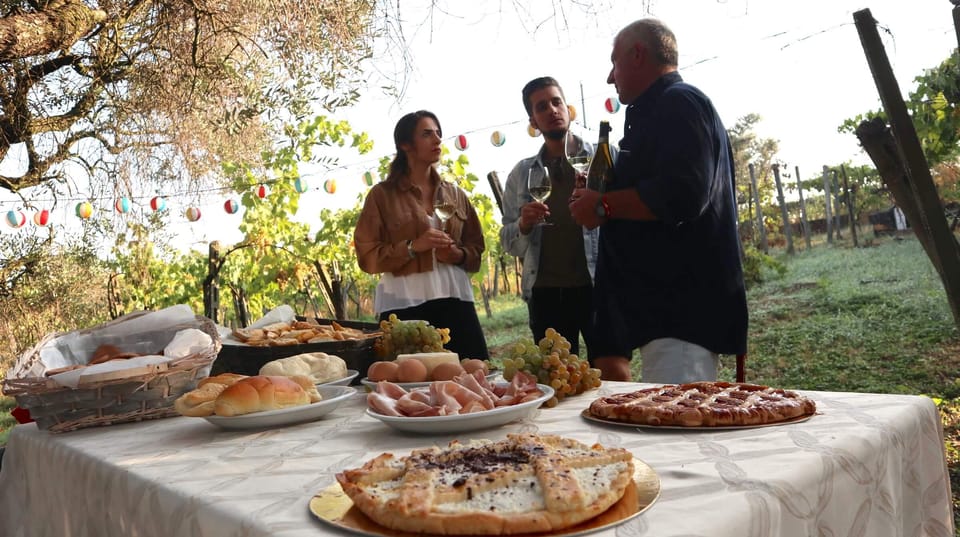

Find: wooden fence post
<box><xmin>795</xmin><ymin>165</ymin><xmax>812</xmax><ymax>250</ymax></box>
<box><xmin>840</xmin><ymin>164</ymin><xmax>860</xmax><ymax>247</ymax></box>
<box><xmin>854</xmin><ymin>8</ymin><xmax>960</xmax><ymax>326</ymax></box>
<box><xmin>749</xmin><ymin>163</ymin><xmax>767</xmax><ymax>252</ymax></box>
<box><xmin>822</xmin><ymin>166</ymin><xmax>834</xmax><ymax>243</ymax></box>
<box><xmin>772</xmin><ymin>164</ymin><xmax>794</xmax><ymax>254</ymax></box>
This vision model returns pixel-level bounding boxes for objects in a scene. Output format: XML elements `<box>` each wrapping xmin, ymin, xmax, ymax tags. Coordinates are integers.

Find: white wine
<box><xmin>434</xmin><ymin>203</ymin><xmax>456</xmax><ymax>221</ymax></box>
<box><xmin>586</xmin><ymin>121</ymin><xmax>614</xmax><ymax>192</ymax></box>
<box><xmin>529</xmin><ymin>185</ymin><xmax>552</xmax><ymax>203</ymax></box>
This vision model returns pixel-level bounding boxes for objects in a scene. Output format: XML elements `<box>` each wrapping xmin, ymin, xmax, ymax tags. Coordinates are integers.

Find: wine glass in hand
<box><xmin>565</xmin><ymin>131</ymin><xmax>592</xmax><ymax>187</ymax></box>
<box><xmin>527</xmin><ymin>167</ymin><xmax>553</xmax><ymax>226</ymax></box>
<box><xmin>433</xmin><ymin>184</ymin><xmax>456</xmax><ymax>232</ymax></box>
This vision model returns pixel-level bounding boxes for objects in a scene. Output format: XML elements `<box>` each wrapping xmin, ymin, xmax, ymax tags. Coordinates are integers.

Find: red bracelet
<box><xmin>600</xmin><ymin>195</ymin><xmax>612</xmax><ymax>219</ymax></box>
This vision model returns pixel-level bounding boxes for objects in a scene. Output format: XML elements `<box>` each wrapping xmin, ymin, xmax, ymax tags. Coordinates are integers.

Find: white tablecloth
<box><xmin>0</xmin><ymin>382</ymin><xmax>954</xmax><ymax>537</ymax></box>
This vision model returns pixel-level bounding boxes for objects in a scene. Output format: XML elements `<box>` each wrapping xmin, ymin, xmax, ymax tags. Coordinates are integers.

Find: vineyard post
<box><xmin>203</xmin><ymin>241</ymin><xmax>221</xmax><ymax>323</ymax></box>
<box><xmin>795</xmin><ymin>165</ymin><xmax>812</xmax><ymax>249</ymax></box>
<box><xmin>487</xmin><ymin>170</ymin><xmax>520</xmax><ymax>296</ymax></box>
<box><xmin>748</xmin><ymin>163</ymin><xmax>767</xmax><ymax>252</ymax></box>
<box><xmin>954</xmin><ymin>2</ymin><xmax>960</xmax><ymax>50</ymax></box>
<box><xmin>832</xmin><ymin>171</ymin><xmax>844</xmax><ymax>239</ymax></box>
<box><xmin>772</xmin><ymin>164</ymin><xmax>794</xmax><ymax>254</ymax></box>
<box><xmin>854</xmin><ymin>8</ymin><xmax>960</xmax><ymax>326</ymax></box>
<box><xmin>822</xmin><ymin>166</ymin><xmax>834</xmax><ymax>243</ymax></box>
<box><xmin>840</xmin><ymin>164</ymin><xmax>860</xmax><ymax>247</ymax></box>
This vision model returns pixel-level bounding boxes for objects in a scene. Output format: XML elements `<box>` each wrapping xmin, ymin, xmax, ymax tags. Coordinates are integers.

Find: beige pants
<box><xmin>640</xmin><ymin>338</ymin><xmax>719</xmax><ymax>384</ymax></box>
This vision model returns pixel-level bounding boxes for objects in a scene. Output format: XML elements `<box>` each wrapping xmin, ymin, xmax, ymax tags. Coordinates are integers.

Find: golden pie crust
<box><xmin>587</xmin><ymin>381</ymin><xmax>817</xmax><ymax>427</ymax></box>
<box><xmin>335</xmin><ymin>434</ymin><xmax>635</xmax><ymax>535</ymax></box>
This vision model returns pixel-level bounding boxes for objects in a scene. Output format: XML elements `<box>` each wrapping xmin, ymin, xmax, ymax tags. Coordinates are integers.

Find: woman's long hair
<box><xmin>385</xmin><ymin>110</ymin><xmax>442</xmax><ymax>184</ymax></box>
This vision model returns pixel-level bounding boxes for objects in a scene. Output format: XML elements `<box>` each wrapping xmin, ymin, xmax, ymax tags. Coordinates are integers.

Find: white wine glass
<box><xmin>565</xmin><ymin>131</ymin><xmax>592</xmax><ymax>187</ymax></box>
<box><xmin>527</xmin><ymin>167</ymin><xmax>553</xmax><ymax>226</ymax></box>
<box><xmin>433</xmin><ymin>182</ymin><xmax>456</xmax><ymax>232</ymax></box>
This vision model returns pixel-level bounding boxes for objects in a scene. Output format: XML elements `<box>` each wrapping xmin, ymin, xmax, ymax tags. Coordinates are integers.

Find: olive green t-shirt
<box><xmin>534</xmin><ymin>157</ymin><xmax>591</xmax><ymax>288</ymax></box>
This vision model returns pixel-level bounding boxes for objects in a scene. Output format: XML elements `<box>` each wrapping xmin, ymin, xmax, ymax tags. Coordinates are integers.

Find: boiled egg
<box><xmin>396</xmin><ymin>359</ymin><xmax>428</xmax><ymax>383</ymax></box>
<box><xmin>367</xmin><ymin>361</ymin><xmax>400</xmax><ymax>382</ymax></box>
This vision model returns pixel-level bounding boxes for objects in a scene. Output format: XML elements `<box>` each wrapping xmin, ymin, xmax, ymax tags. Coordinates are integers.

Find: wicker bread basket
<box><xmin>2</xmin><ymin>309</ymin><xmax>221</xmax><ymax>433</ymax></box>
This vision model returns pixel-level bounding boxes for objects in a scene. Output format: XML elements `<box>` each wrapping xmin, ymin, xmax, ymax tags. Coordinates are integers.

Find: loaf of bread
<box><xmin>259</xmin><ymin>352</ymin><xmax>347</xmax><ymax>384</ymax></box>
<box><xmin>213</xmin><ymin>375</ymin><xmax>314</xmax><ymax>417</ymax></box>
<box><xmin>396</xmin><ymin>352</ymin><xmax>459</xmax><ymax>377</ymax></box>
<box><xmin>88</xmin><ymin>344</ymin><xmax>141</xmax><ymax>365</ymax></box>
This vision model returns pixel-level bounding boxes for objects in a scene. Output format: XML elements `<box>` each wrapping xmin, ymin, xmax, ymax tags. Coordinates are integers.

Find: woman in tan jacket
<box><xmin>353</xmin><ymin>110</ymin><xmax>489</xmax><ymax>359</ymax></box>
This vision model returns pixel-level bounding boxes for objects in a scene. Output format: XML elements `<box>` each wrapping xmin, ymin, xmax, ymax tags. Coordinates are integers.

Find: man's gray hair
<box><xmin>619</xmin><ymin>19</ymin><xmax>678</xmax><ymax>67</ymax></box>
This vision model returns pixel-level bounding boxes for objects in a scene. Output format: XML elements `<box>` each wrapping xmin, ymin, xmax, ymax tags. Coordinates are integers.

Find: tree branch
<box><xmin>0</xmin><ymin>0</ymin><xmax>107</xmax><ymax>61</ymax></box>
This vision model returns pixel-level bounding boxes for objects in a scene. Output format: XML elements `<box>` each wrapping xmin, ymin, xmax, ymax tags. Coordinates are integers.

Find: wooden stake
<box><xmin>795</xmin><ymin>166</ymin><xmax>812</xmax><ymax>249</ymax></box>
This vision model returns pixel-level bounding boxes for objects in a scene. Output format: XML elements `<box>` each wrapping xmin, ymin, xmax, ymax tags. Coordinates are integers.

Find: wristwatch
<box><xmin>406</xmin><ymin>239</ymin><xmax>416</xmax><ymax>259</ymax></box>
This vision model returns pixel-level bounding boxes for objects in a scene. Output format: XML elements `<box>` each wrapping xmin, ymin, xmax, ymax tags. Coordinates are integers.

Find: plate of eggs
<box><xmin>360</xmin><ymin>352</ymin><xmax>499</xmax><ymax>390</ymax></box>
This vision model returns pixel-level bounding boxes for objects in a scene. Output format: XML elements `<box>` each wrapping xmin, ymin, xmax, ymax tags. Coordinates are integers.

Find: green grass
<box><xmin>0</xmin><ymin>396</ymin><xmax>13</xmax><ymax>446</ymax></box>
<box><xmin>741</xmin><ymin>238</ymin><xmax>960</xmax><ymax>396</ymax></box>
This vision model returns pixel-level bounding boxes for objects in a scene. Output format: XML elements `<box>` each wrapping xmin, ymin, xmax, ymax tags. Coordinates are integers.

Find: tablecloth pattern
<box><xmin>0</xmin><ymin>382</ymin><xmax>954</xmax><ymax>537</ymax></box>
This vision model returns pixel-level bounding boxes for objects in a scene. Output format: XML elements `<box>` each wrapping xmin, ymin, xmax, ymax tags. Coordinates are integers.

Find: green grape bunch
<box><xmin>374</xmin><ymin>314</ymin><xmax>451</xmax><ymax>359</ymax></box>
<box><xmin>500</xmin><ymin>328</ymin><xmax>602</xmax><ymax>407</ymax></box>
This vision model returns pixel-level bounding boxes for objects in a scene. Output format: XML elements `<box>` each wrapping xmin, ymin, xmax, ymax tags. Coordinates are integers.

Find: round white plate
<box><xmin>319</xmin><ymin>370</ymin><xmax>359</xmax><ymax>387</ymax></box>
<box><xmin>365</xmin><ymin>384</ymin><xmax>554</xmax><ymax>433</ymax></box>
<box><xmin>202</xmin><ymin>385</ymin><xmax>356</xmax><ymax>430</ymax></box>
<box><xmin>359</xmin><ymin>370</ymin><xmax>501</xmax><ymax>391</ymax></box>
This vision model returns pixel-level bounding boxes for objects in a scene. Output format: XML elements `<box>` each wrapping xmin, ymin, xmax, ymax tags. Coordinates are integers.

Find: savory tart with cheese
<box><xmin>335</xmin><ymin>434</ymin><xmax>634</xmax><ymax>534</ymax></box>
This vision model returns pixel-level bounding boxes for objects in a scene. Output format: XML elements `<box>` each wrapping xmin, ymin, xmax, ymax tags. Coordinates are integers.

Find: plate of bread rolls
<box><xmin>175</xmin><ymin>373</ymin><xmax>356</xmax><ymax>430</ymax></box>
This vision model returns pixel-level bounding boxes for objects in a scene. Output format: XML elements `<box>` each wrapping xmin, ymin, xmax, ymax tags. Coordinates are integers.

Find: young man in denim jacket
<box><xmin>500</xmin><ymin>77</ymin><xmax>604</xmax><ymax>362</ymax></box>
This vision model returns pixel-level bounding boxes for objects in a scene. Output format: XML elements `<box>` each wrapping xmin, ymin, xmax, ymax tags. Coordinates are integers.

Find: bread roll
<box><xmin>288</xmin><ymin>374</ymin><xmax>323</xmax><ymax>403</ymax></box>
<box><xmin>174</xmin><ymin>382</ymin><xmax>229</xmax><ymax>417</ymax></box>
<box><xmin>259</xmin><ymin>352</ymin><xmax>347</xmax><ymax>384</ymax></box>
<box><xmin>197</xmin><ymin>373</ymin><xmax>248</xmax><ymax>389</ymax></box>
<box><xmin>213</xmin><ymin>375</ymin><xmax>311</xmax><ymax>417</ymax></box>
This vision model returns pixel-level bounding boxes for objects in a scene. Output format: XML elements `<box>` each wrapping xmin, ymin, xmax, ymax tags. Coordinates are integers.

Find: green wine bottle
<box><xmin>586</xmin><ymin>120</ymin><xmax>614</xmax><ymax>192</ymax></box>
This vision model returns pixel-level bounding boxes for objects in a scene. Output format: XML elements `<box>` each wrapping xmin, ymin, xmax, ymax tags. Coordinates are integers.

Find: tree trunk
<box><xmin>840</xmin><ymin>165</ymin><xmax>859</xmax><ymax>247</ymax></box>
<box><xmin>203</xmin><ymin>242</ymin><xmax>221</xmax><ymax>323</ymax></box>
<box><xmin>0</xmin><ymin>1</ymin><xmax>107</xmax><ymax>61</ymax></box>
<box><xmin>479</xmin><ymin>282</ymin><xmax>493</xmax><ymax>319</ymax></box>
<box><xmin>749</xmin><ymin>163</ymin><xmax>767</xmax><ymax>253</ymax></box>
<box><xmin>313</xmin><ymin>260</ymin><xmax>344</xmax><ymax>320</ymax></box>
<box><xmin>772</xmin><ymin>164</ymin><xmax>794</xmax><ymax>254</ymax></box>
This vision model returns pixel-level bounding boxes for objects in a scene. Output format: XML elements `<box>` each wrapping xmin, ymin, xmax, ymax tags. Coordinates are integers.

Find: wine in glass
<box><xmin>433</xmin><ymin>184</ymin><xmax>456</xmax><ymax>232</ymax></box>
<box><xmin>565</xmin><ymin>131</ymin><xmax>592</xmax><ymax>186</ymax></box>
<box><xmin>527</xmin><ymin>167</ymin><xmax>553</xmax><ymax>226</ymax></box>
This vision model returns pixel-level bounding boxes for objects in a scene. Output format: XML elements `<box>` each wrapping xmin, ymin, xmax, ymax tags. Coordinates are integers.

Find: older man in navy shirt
<box><xmin>569</xmin><ymin>18</ymin><xmax>747</xmax><ymax>382</ymax></box>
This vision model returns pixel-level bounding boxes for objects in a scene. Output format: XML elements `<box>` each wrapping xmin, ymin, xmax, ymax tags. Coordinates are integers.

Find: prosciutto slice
<box><xmin>368</xmin><ymin>370</ymin><xmax>544</xmax><ymax>417</ymax></box>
